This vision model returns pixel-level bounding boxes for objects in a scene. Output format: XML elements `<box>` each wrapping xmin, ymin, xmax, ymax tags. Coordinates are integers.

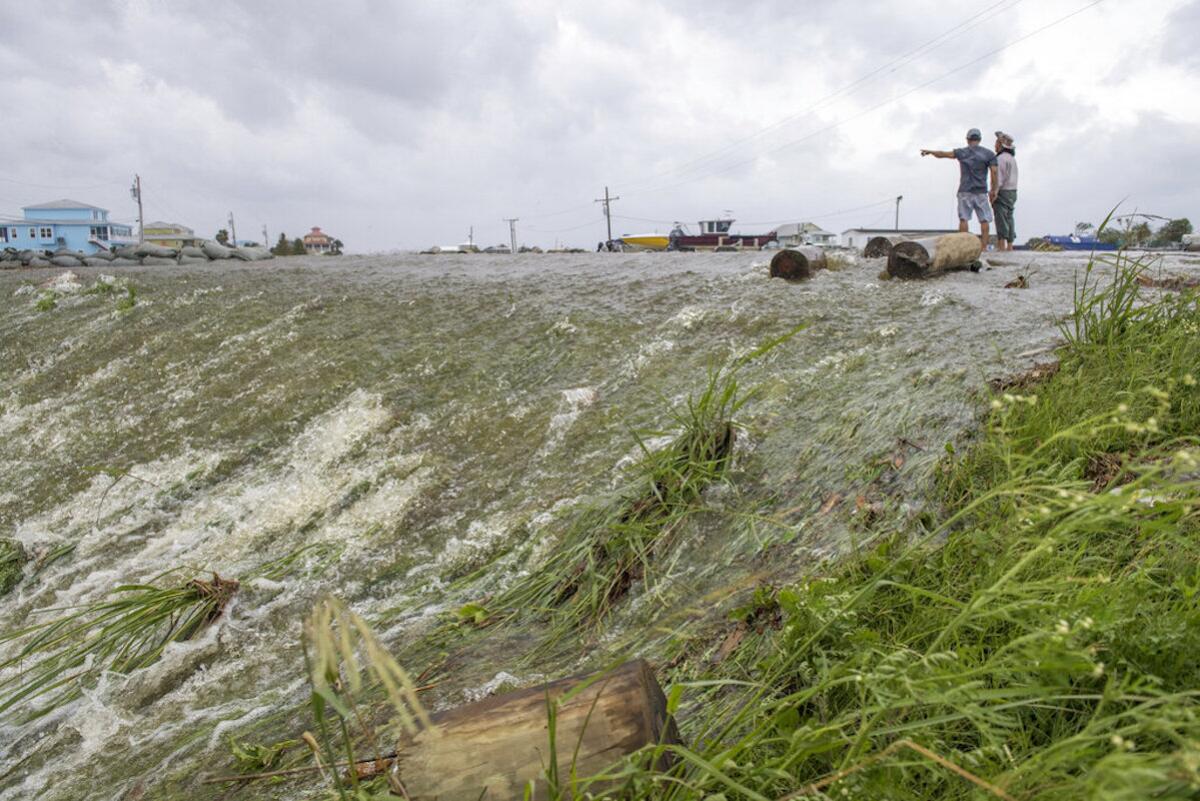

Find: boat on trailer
<box><xmin>619</xmin><ymin>219</ymin><xmax>777</xmax><ymax>252</ymax></box>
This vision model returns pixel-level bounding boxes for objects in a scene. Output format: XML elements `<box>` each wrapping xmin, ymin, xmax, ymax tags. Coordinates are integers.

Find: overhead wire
<box><xmin>518</xmin><ymin>1</ymin><xmax>1021</xmax><ymax>223</ymax></box>
<box><xmin>620</xmin><ymin>0</ymin><xmax>1105</xmax><ymax>202</ymax></box>
<box><xmin>616</xmin><ymin>0</ymin><xmax>1025</xmax><ymax>194</ymax></box>
<box><xmin>518</xmin><ymin>0</ymin><xmax>1099</xmax><ymax>234</ymax></box>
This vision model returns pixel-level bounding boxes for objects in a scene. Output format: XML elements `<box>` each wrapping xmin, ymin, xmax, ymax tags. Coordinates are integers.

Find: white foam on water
<box><xmin>664</xmin><ymin>304</ymin><xmax>711</xmax><ymax>330</ymax></box>
<box><xmin>538</xmin><ymin>385</ymin><xmax>598</xmax><ymax>455</ymax></box>
<box><xmin>624</xmin><ymin>338</ymin><xmax>676</xmax><ymax>377</ymax></box>
<box><xmin>460</xmin><ymin>670</ymin><xmax>545</xmax><ymax>705</ymax></box>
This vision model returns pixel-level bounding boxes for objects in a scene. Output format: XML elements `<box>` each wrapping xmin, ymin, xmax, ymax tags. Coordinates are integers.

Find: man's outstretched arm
<box><xmin>920</xmin><ymin>149</ymin><xmax>956</xmax><ymax>158</ymax></box>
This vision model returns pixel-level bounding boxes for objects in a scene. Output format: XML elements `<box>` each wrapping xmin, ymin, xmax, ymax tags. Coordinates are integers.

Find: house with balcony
<box><xmin>0</xmin><ymin>199</ymin><xmax>135</xmax><ymax>254</ymax></box>
<box><xmin>302</xmin><ymin>226</ymin><xmax>339</xmax><ymax>254</ymax></box>
<box><xmin>143</xmin><ymin>221</ymin><xmax>202</xmax><ymax>249</ymax></box>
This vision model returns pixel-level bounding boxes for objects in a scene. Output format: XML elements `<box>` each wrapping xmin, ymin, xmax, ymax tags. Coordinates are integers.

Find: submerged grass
<box><xmin>0</xmin><ymin>570</ymin><xmax>239</xmax><ymax>721</ymax></box>
<box><xmin>543</xmin><ymin>250</ymin><xmax>1200</xmax><ymax>800</ymax></box>
<box><xmin>484</xmin><ymin>325</ymin><xmax>807</xmax><ymax>644</ymax></box>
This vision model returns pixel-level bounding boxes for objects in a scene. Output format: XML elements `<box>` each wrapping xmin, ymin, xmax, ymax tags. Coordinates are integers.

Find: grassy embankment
<box><xmin>227</xmin><ymin>248</ymin><xmax>1200</xmax><ymax>800</ymax></box>
<box><xmin>270</xmin><ymin>249</ymin><xmax>1200</xmax><ymax>801</ymax></box>
<box><xmin>573</xmin><ymin>250</ymin><xmax>1200</xmax><ymax>800</ymax></box>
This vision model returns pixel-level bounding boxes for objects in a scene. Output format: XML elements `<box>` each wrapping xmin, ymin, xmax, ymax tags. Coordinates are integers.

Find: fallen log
<box><xmin>863</xmin><ymin>235</ymin><xmax>906</xmax><ymax>259</ymax></box>
<box><xmin>888</xmin><ymin>232</ymin><xmax>982</xmax><ymax>280</ymax></box>
<box><xmin>391</xmin><ymin>659</ymin><xmax>678</xmax><ymax>801</ymax></box>
<box><xmin>769</xmin><ymin>247</ymin><xmax>827</xmax><ymax>280</ymax></box>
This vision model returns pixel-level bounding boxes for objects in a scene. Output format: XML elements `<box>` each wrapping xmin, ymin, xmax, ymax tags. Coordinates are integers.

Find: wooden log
<box><xmin>769</xmin><ymin>247</ymin><xmax>828</xmax><ymax>280</ymax></box>
<box><xmin>392</xmin><ymin>659</ymin><xmax>679</xmax><ymax>800</ymax></box>
<box><xmin>887</xmin><ymin>232</ymin><xmax>983</xmax><ymax>280</ymax></box>
<box><xmin>863</xmin><ymin>235</ymin><xmax>906</xmax><ymax>259</ymax></box>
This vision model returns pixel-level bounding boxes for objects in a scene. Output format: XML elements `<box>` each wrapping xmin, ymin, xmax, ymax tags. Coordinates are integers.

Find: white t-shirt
<box><xmin>997</xmin><ymin>151</ymin><xmax>1018</xmax><ymax>191</ymax></box>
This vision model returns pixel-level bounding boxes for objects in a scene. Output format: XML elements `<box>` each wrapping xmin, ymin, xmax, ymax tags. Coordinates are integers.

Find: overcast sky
<box><xmin>1</xmin><ymin>0</ymin><xmax>1196</xmax><ymax>251</ymax></box>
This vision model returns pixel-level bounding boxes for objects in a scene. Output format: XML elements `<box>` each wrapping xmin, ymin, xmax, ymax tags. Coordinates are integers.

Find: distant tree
<box><xmin>215</xmin><ymin>229</ymin><xmax>230</xmax><ymax>245</ymax></box>
<box><xmin>291</xmin><ymin>237</ymin><xmax>306</xmax><ymax>256</ymax></box>
<box><xmin>1126</xmin><ymin>222</ymin><xmax>1153</xmax><ymax>247</ymax></box>
<box><xmin>271</xmin><ymin>233</ymin><xmax>291</xmax><ymax>256</ymax></box>
<box><xmin>330</xmin><ymin>239</ymin><xmax>344</xmax><ymax>255</ymax></box>
<box><xmin>1151</xmin><ymin>218</ymin><xmax>1193</xmax><ymax>246</ymax></box>
<box><xmin>1097</xmin><ymin>227</ymin><xmax>1123</xmax><ymax>246</ymax></box>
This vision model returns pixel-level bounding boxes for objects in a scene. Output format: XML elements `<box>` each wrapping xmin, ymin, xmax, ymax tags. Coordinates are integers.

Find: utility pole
<box><xmin>262</xmin><ymin>225</ymin><xmax>269</xmax><ymax>247</ymax></box>
<box><xmin>895</xmin><ymin>195</ymin><xmax>903</xmax><ymax>231</ymax></box>
<box><xmin>503</xmin><ymin>218</ymin><xmax>519</xmax><ymax>254</ymax></box>
<box><xmin>468</xmin><ymin>226</ymin><xmax>474</xmax><ymax>248</ymax></box>
<box><xmin>228</xmin><ymin>212</ymin><xmax>237</xmax><ymax>247</ymax></box>
<box><xmin>594</xmin><ymin>186</ymin><xmax>620</xmax><ymax>248</ymax></box>
<box><xmin>130</xmin><ymin>175</ymin><xmax>144</xmax><ymax>243</ymax></box>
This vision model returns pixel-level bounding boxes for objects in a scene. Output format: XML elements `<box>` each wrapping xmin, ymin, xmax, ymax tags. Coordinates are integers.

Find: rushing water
<box><xmin>2</xmin><ymin>250</ymin><xmax>1187</xmax><ymax>799</ymax></box>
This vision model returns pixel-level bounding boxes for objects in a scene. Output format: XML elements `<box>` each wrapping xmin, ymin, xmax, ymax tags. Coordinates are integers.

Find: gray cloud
<box><xmin>0</xmin><ymin>0</ymin><xmax>1194</xmax><ymax>250</ymax></box>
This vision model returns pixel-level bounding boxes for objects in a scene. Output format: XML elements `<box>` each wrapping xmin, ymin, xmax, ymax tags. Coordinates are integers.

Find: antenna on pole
<box><xmin>594</xmin><ymin>186</ymin><xmax>620</xmax><ymax>250</ymax></box>
<box><xmin>895</xmin><ymin>195</ymin><xmax>903</xmax><ymax>231</ymax></box>
<box><xmin>503</xmin><ymin>218</ymin><xmax>519</xmax><ymax>255</ymax></box>
<box><xmin>228</xmin><ymin>212</ymin><xmax>237</xmax><ymax>248</ymax></box>
<box><xmin>130</xmin><ymin>175</ymin><xmax>144</xmax><ymax>243</ymax></box>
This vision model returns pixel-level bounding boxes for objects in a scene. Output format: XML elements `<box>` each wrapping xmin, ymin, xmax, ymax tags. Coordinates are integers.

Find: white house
<box><xmin>840</xmin><ymin>227</ymin><xmax>959</xmax><ymax>250</ymax></box>
<box><xmin>776</xmin><ymin>222</ymin><xmax>837</xmax><ymax>247</ymax></box>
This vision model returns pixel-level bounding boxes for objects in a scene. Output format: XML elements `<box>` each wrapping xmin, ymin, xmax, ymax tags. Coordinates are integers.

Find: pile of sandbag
<box><xmin>0</xmin><ymin>242</ymin><xmax>275</xmax><ymax>269</ymax></box>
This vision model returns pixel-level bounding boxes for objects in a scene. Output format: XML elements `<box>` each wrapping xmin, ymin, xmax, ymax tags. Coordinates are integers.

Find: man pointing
<box><xmin>921</xmin><ymin>128</ymin><xmax>998</xmax><ymax>249</ymax></box>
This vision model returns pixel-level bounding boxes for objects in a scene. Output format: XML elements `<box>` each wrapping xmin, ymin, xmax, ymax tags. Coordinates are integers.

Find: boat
<box><xmin>618</xmin><ymin>232</ymin><xmax>671</xmax><ymax>252</ymax></box>
<box><xmin>620</xmin><ymin>219</ymin><xmax>777</xmax><ymax>252</ymax></box>
<box><xmin>667</xmin><ymin>219</ymin><xmax>777</xmax><ymax>251</ymax></box>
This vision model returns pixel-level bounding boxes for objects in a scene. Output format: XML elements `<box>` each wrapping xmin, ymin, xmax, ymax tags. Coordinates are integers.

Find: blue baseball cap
<box><xmin>966</xmin><ymin>128</ymin><xmax>982</xmax><ymax>141</ymax></box>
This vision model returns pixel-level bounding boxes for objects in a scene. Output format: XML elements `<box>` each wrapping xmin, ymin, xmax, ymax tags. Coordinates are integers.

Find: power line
<box><xmin>0</xmin><ymin>176</ymin><xmax>126</xmax><ymax>191</ymax></box>
<box><xmin>617</xmin><ymin>0</ymin><xmax>1024</xmax><ymax>194</ymax></box>
<box><xmin>621</xmin><ymin>0</ymin><xmax>1105</xmax><ymax>201</ymax></box>
<box><xmin>518</xmin><ymin>0</ymin><xmax>1066</xmax><ymax>223</ymax></box>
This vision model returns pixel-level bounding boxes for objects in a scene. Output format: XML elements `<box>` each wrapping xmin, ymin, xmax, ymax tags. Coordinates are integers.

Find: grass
<box><xmin>0</xmin><ymin>539</ymin><xmax>349</xmax><ymax>724</ymax></box>
<box><xmin>481</xmin><ymin>325</ymin><xmax>807</xmax><ymax>645</ymax></box>
<box><xmin>544</xmin><ymin>249</ymin><xmax>1200</xmax><ymax>800</ymax></box>
<box><xmin>0</xmin><ymin>571</ymin><xmax>239</xmax><ymax>721</ymax></box>
<box><xmin>0</xmin><ymin>539</ymin><xmax>28</xmax><ymax>596</ymax></box>
<box><xmin>300</xmin><ymin>597</ymin><xmax>430</xmax><ymax>800</ymax></box>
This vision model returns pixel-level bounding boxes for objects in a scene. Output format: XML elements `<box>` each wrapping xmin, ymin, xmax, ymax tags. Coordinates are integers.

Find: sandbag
<box><xmin>114</xmin><ymin>245</ymin><xmax>140</xmax><ymax>260</ymax></box>
<box><xmin>888</xmin><ymin>233</ymin><xmax>983</xmax><ymax>279</ymax></box>
<box><xmin>135</xmin><ymin>242</ymin><xmax>177</xmax><ymax>259</ymax></box>
<box><xmin>201</xmin><ymin>241</ymin><xmax>232</xmax><ymax>260</ymax></box>
<box><xmin>863</xmin><ymin>235</ymin><xmax>906</xmax><ymax>259</ymax></box>
<box><xmin>50</xmin><ymin>255</ymin><xmax>83</xmax><ymax>267</ymax></box>
<box><xmin>84</xmin><ymin>257</ymin><xmax>114</xmax><ymax>267</ymax></box>
<box><xmin>27</xmin><ymin>258</ymin><xmax>51</xmax><ymax>267</ymax></box>
<box><xmin>769</xmin><ymin>247</ymin><xmax>828</xmax><ymax>280</ymax></box>
<box><xmin>229</xmin><ymin>248</ymin><xmax>254</xmax><ymax>261</ymax></box>
<box><xmin>177</xmin><ymin>256</ymin><xmax>209</xmax><ymax>264</ymax></box>
<box><xmin>180</xmin><ymin>245</ymin><xmax>207</xmax><ymax>258</ymax></box>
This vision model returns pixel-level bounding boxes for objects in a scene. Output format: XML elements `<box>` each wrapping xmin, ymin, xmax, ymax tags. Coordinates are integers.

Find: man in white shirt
<box><xmin>992</xmin><ymin>131</ymin><xmax>1019</xmax><ymax>251</ymax></box>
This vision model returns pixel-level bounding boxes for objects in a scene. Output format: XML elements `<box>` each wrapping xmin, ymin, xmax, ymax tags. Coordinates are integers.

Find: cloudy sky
<box><xmin>1</xmin><ymin>0</ymin><xmax>1196</xmax><ymax>251</ymax></box>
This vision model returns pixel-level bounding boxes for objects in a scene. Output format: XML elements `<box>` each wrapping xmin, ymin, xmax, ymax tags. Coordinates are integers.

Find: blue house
<box><xmin>0</xmin><ymin>199</ymin><xmax>136</xmax><ymax>254</ymax></box>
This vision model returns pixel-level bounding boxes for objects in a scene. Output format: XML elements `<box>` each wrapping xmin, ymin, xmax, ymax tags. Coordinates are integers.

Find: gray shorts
<box><xmin>957</xmin><ymin>192</ymin><xmax>994</xmax><ymax>223</ymax></box>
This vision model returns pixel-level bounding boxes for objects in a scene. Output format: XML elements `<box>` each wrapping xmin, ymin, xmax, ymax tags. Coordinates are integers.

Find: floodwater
<box><xmin>1</xmin><ymin>250</ymin><xmax>1195</xmax><ymax>799</ymax></box>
